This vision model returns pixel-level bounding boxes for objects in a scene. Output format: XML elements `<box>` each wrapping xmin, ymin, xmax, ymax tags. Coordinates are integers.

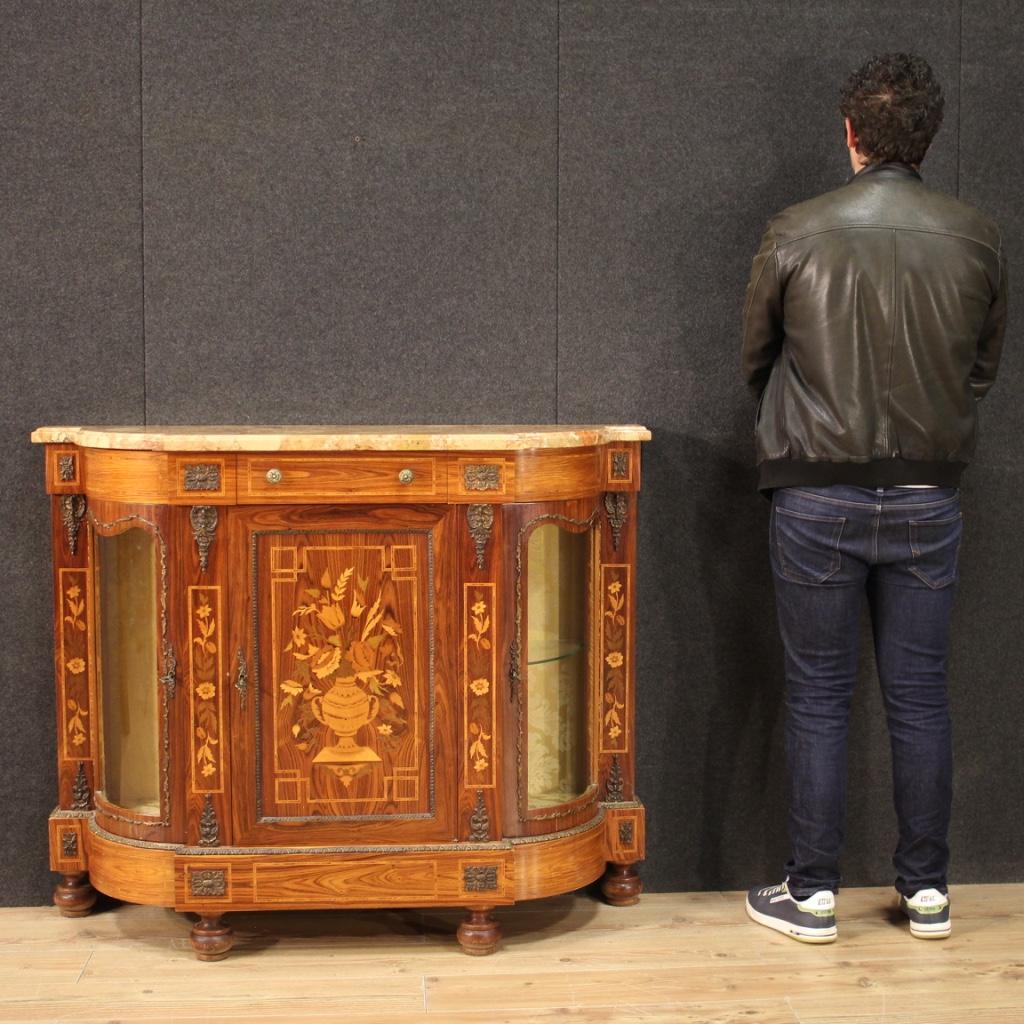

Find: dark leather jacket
<box><xmin>741</xmin><ymin>162</ymin><xmax>1008</xmax><ymax>492</ymax></box>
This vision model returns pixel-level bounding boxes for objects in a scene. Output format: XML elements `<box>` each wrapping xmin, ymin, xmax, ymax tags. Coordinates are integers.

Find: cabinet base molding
<box><xmin>52</xmin><ymin>806</ymin><xmax>644</xmax><ymax>955</ymax></box>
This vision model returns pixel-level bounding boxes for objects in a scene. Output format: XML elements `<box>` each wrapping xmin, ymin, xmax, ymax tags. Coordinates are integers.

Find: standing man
<box><xmin>740</xmin><ymin>53</ymin><xmax>1008</xmax><ymax>944</ymax></box>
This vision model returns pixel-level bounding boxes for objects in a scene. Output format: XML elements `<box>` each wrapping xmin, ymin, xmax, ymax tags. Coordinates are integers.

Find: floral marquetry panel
<box><xmin>599</xmin><ymin>565</ymin><xmax>630</xmax><ymax>756</ymax></box>
<box><xmin>464</xmin><ymin>584</ymin><xmax>496</xmax><ymax>789</ymax></box>
<box><xmin>59</xmin><ymin>569</ymin><xmax>93</xmax><ymax>760</ymax></box>
<box><xmin>252</xmin><ymin>523</ymin><xmax>439</xmax><ymax>822</ymax></box>
<box><xmin>188</xmin><ymin>587</ymin><xmax>224</xmax><ymax>793</ymax></box>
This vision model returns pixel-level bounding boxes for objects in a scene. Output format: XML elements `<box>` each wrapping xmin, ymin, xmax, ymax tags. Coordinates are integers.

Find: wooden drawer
<box><xmin>238</xmin><ymin>454</ymin><xmax>446</xmax><ymax>502</ymax></box>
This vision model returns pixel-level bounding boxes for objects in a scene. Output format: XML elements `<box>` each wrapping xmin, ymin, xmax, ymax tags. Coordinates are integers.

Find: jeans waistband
<box><xmin>781</xmin><ymin>485</ymin><xmax>959</xmax><ymax>509</ymax></box>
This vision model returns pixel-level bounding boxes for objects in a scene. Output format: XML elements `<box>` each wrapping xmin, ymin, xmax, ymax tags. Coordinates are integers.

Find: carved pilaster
<box><xmin>466</xmin><ymin>504</ymin><xmax>494</xmax><ymax>570</ymax></box>
<box><xmin>198</xmin><ymin>794</ymin><xmax>220</xmax><ymax>847</ymax></box>
<box><xmin>71</xmin><ymin>762</ymin><xmax>90</xmax><ymax>810</ymax></box>
<box><xmin>468</xmin><ymin>789</ymin><xmax>490</xmax><ymax>841</ymax></box>
<box><xmin>189</xmin><ymin>505</ymin><xmax>218</xmax><ymax>573</ymax></box>
<box><xmin>604</xmin><ymin>492</ymin><xmax>628</xmax><ymax>552</ymax></box>
<box><xmin>60</xmin><ymin>494</ymin><xmax>86</xmax><ymax>555</ymax></box>
<box><xmin>605</xmin><ymin>755</ymin><xmax>625</xmax><ymax>802</ymax></box>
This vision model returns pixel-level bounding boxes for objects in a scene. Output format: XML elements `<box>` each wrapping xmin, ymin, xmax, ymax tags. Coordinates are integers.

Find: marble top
<box><xmin>31</xmin><ymin>424</ymin><xmax>652</xmax><ymax>452</ymax></box>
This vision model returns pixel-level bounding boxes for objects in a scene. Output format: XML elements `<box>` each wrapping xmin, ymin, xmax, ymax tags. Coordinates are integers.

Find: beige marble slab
<box><xmin>31</xmin><ymin>424</ymin><xmax>652</xmax><ymax>452</ymax></box>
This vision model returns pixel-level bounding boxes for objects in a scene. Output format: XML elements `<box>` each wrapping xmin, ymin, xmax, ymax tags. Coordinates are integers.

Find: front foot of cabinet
<box><xmin>53</xmin><ymin>873</ymin><xmax>97</xmax><ymax>917</ymax></box>
<box><xmin>457</xmin><ymin>906</ymin><xmax>501</xmax><ymax>956</ymax></box>
<box><xmin>189</xmin><ymin>914</ymin><xmax>235</xmax><ymax>962</ymax></box>
<box><xmin>601</xmin><ymin>862</ymin><xmax>642</xmax><ymax>906</ymax></box>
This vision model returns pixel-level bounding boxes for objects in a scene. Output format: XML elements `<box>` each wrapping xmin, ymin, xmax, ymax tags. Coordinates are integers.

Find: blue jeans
<box><xmin>770</xmin><ymin>484</ymin><xmax>962</xmax><ymax>900</ymax></box>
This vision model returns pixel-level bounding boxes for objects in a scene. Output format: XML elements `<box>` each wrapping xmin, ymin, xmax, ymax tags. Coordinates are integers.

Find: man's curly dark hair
<box><xmin>839</xmin><ymin>53</ymin><xmax>944</xmax><ymax>166</ymax></box>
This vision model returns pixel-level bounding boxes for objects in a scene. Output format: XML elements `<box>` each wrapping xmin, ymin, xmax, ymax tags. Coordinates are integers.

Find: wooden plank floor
<box><xmin>0</xmin><ymin>884</ymin><xmax>1021</xmax><ymax>1022</ymax></box>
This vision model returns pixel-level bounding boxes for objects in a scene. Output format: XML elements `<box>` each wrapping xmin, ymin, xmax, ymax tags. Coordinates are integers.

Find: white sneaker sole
<box><xmin>745</xmin><ymin>897</ymin><xmax>838</xmax><ymax>943</ymax></box>
<box><xmin>900</xmin><ymin>896</ymin><xmax>951</xmax><ymax>939</ymax></box>
<box><xmin>907</xmin><ymin>916</ymin><xmax>952</xmax><ymax>939</ymax></box>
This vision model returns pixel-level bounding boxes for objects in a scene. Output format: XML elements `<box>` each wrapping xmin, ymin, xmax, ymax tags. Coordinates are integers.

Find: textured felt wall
<box><xmin>0</xmin><ymin>0</ymin><xmax>143</xmax><ymax>906</ymax></box>
<box><xmin>141</xmin><ymin>0</ymin><xmax>558</xmax><ymax>423</ymax></box>
<box><xmin>2</xmin><ymin>2</ymin><xmax>1020</xmax><ymax>905</ymax></box>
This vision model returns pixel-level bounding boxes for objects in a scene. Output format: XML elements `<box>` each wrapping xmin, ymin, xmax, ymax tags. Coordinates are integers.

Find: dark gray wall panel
<box><xmin>557</xmin><ymin>1</ymin><xmax>966</xmax><ymax>892</ymax></box>
<box><xmin>142</xmin><ymin>0</ymin><xmax>557</xmax><ymax>424</ymax></box>
<box><xmin>953</xmin><ymin>0</ymin><xmax>1024</xmax><ymax>884</ymax></box>
<box><xmin>0</xmin><ymin>1</ymin><xmax>143</xmax><ymax>905</ymax></box>
<box><xmin>5</xmin><ymin>0</ymin><xmax>1022</xmax><ymax>908</ymax></box>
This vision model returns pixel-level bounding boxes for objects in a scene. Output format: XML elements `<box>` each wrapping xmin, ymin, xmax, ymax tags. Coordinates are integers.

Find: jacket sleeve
<box><xmin>970</xmin><ymin>242</ymin><xmax>1009</xmax><ymax>401</ymax></box>
<box><xmin>740</xmin><ymin>223</ymin><xmax>784</xmax><ymax>396</ymax></box>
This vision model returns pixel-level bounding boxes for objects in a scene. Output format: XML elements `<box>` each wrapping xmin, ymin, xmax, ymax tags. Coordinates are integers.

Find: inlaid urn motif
<box><xmin>279</xmin><ymin>562</ymin><xmax>409</xmax><ymax>790</ymax></box>
<box><xmin>311</xmin><ymin>675</ymin><xmax>382</xmax><ymax>767</ymax></box>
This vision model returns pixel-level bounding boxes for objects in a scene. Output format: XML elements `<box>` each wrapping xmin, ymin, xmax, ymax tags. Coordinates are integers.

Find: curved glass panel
<box><xmin>97</xmin><ymin>528</ymin><xmax>160</xmax><ymax>814</ymax></box>
<box><xmin>526</xmin><ymin>523</ymin><xmax>589</xmax><ymax>809</ymax></box>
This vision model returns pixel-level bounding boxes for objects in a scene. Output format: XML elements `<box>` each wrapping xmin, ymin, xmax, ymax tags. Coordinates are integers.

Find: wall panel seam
<box><xmin>139</xmin><ymin>0</ymin><xmax>148</xmax><ymax>424</ymax></box>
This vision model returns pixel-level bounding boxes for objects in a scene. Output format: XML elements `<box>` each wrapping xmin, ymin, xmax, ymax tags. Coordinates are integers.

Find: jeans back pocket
<box><xmin>908</xmin><ymin>513</ymin><xmax>963</xmax><ymax>589</ymax></box>
<box><xmin>773</xmin><ymin>505</ymin><xmax>846</xmax><ymax>584</ymax></box>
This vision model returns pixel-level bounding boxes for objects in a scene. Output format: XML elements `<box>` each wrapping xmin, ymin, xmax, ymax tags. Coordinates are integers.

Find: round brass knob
<box><xmin>398</xmin><ymin>468</ymin><xmax>415</xmax><ymax>484</ymax></box>
<box><xmin>265</xmin><ymin>468</ymin><xmax>283</xmax><ymax>485</ymax></box>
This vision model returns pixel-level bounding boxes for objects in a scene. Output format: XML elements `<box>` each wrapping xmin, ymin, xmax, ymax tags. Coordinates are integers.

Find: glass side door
<box><xmin>94</xmin><ymin>525</ymin><xmax>163</xmax><ymax>819</ymax></box>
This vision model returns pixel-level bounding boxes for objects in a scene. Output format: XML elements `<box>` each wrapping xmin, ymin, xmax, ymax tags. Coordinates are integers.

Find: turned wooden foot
<box><xmin>456</xmin><ymin>905</ymin><xmax>501</xmax><ymax>956</ymax></box>
<box><xmin>601</xmin><ymin>862</ymin><xmax>642</xmax><ymax>906</ymax></box>
<box><xmin>53</xmin><ymin>873</ymin><xmax>97</xmax><ymax>917</ymax></box>
<box><xmin>189</xmin><ymin>914</ymin><xmax>234</xmax><ymax>961</ymax></box>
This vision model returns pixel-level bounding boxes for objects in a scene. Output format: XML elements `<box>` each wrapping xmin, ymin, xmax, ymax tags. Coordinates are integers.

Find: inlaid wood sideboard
<box><xmin>33</xmin><ymin>424</ymin><xmax>650</xmax><ymax>959</ymax></box>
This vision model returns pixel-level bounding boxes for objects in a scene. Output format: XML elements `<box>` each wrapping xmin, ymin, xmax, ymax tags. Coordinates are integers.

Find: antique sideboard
<box><xmin>33</xmin><ymin>424</ymin><xmax>650</xmax><ymax>959</ymax></box>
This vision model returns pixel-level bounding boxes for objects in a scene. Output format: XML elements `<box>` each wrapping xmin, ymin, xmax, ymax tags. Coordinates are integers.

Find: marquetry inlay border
<box><xmin>188</xmin><ymin>586</ymin><xmax>224</xmax><ymax>795</ymax></box>
<box><xmin>464</xmin><ymin>583</ymin><xmax>497</xmax><ymax>790</ymax></box>
<box><xmin>599</xmin><ymin>564</ymin><xmax>630</xmax><ymax>756</ymax></box>
<box><xmin>58</xmin><ymin>567</ymin><xmax>93</xmax><ymax>763</ymax></box>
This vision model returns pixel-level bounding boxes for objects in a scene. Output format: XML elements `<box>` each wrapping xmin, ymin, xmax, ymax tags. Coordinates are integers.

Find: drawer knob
<box><xmin>398</xmin><ymin>468</ymin><xmax>415</xmax><ymax>485</ymax></box>
<box><xmin>265</xmin><ymin>468</ymin><xmax>283</xmax><ymax>485</ymax></box>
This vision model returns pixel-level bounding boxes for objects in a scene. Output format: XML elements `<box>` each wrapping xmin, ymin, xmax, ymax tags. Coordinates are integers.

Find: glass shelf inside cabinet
<box><xmin>526</xmin><ymin>523</ymin><xmax>589</xmax><ymax>811</ymax></box>
<box><xmin>527</xmin><ymin>636</ymin><xmax>583</xmax><ymax>666</ymax></box>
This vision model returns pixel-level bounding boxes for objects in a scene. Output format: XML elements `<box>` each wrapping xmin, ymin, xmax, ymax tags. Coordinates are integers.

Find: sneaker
<box><xmin>898</xmin><ymin>888</ymin><xmax>951</xmax><ymax>939</ymax></box>
<box><xmin>745</xmin><ymin>880</ymin><xmax>837</xmax><ymax>943</ymax></box>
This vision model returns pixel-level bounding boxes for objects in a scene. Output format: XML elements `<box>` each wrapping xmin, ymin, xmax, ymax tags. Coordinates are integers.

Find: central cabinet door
<box><xmin>229</xmin><ymin>504</ymin><xmax>457</xmax><ymax>845</ymax></box>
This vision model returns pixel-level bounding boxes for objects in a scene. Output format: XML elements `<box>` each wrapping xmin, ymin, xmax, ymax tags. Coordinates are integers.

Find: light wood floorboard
<box><xmin>0</xmin><ymin>884</ymin><xmax>1021</xmax><ymax>1022</ymax></box>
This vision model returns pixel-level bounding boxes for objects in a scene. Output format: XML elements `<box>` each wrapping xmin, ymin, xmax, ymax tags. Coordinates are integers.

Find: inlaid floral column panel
<box><xmin>464</xmin><ymin>585</ymin><xmax>497</xmax><ymax>791</ymax></box>
<box><xmin>599</xmin><ymin>566</ymin><xmax>631</xmax><ymax>759</ymax></box>
<box><xmin>59</xmin><ymin>570</ymin><xmax>94</xmax><ymax>773</ymax></box>
<box><xmin>188</xmin><ymin>588</ymin><xmax>224</xmax><ymax>794</ymax></box>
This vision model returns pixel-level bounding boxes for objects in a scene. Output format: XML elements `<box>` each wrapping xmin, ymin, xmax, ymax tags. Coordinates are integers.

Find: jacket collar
<box><xmin>846</xmin><ymin>161</ymin><xmax>922</xmax><ymax>185</ymax></box>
